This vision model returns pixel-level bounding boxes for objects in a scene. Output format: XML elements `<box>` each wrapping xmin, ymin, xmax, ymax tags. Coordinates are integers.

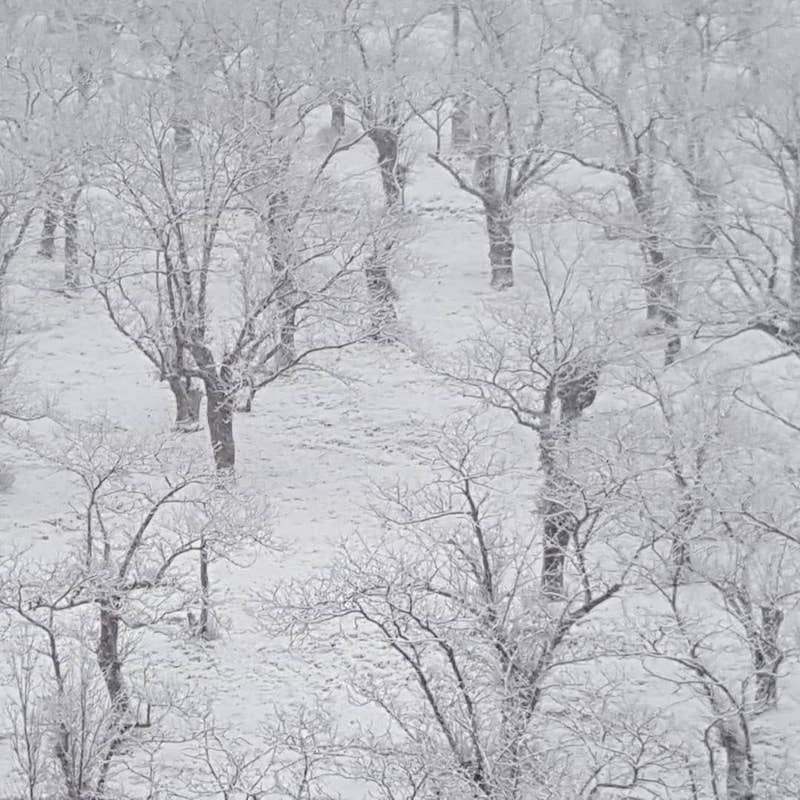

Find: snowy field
<box><xmin>0</xmin><ymin>0</ymin><xmax>800</xmax><ymax>800</ymax></box>
<box><xmin>2</xmin><ymin>139</ymin><xmax>800</xmax><ymax>797</ymax></box>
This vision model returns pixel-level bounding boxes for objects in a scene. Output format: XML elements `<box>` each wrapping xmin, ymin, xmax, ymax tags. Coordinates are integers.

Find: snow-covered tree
<box><xmin>429</xmin><ymin>0</ymin><xmax>566</xmax><ymax>289</ymax></box>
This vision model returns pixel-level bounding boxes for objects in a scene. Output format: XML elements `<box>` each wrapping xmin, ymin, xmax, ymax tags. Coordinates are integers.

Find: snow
<box><xmin>1</xmin><ymin>134</ymin><xmax>800</xmax><ymax>798</ymax></box>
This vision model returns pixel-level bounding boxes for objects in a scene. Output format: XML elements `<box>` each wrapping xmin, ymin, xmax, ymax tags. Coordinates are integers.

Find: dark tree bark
<box><xmin>369</xmin><ymin>128</ymin><xmax>403</xmax><ymax>208</ymax></box>
<box><xmin>753</xmin><ymin>605</ymin><xmax>784</xmax><ymax>709</ymax></box>
<box><xmin>556</xmin><ymin>359</ymin><xmax>600</xmax><ymax>426</ymax></box>
<box><xmin>624</xmin><ymin>160</ymin><xmax>682</xmax><ymax>362</ymax></box>
<box><xmin>538</xmin><ymin>423</ymin><xmax>577</xmax><ymax>598</ymax></box>
<box><xmin>199</xmin><ymin>534</ymin><xmax>211</xmax><ymax>638</ymax></box>
<box><xmin>204</xmin><ymin>378</ymin><xmax>235</xmax><ymax>473</ymax></box>
<box><xmin>540</xmin><ymin>367</ymin><xmax>601</xmax><ymax>596</ymax></box>
<box><xmin>38</xmin><ymin>204</ymin><xmax>59</xmax><ymax>260</ymax></box>
<box><xmin>97</xmin><ymin>597</ymin><xmax>128</xmax><ymax>717</ymax></box>
<box><xmin>168</xmin><ymin>376</ymin><xmax>201</xmax><ymax>431</ymax></box>
<box><xmin>669</xmin><ymin>492</ymin><xmax>698</xmax><ymax>581</ymax></box>
<box><xmin>642</xmin><ymin>238</ymin><xmax>680</xmax><ymax>364</ymax></box>
<box><xmin>330</xmin><ymin>94</ymin><xmax>346</xmax><ymax>136</ymax></box>
<box><xmin>63</xmin><ymin>187</ymin><xmax>82</xmax><ymax>291</ymax></box>
<box><xmin>363</xmin><ymin>130</ymin><xmax>401</xmax><ymax>328</ymax></box>
<box><xmin>541</xmin><ymin>493</ymin><xmax>577</xmax><ymax>598</ymax></box>
<box><xmin>718</xmin><ymin>719</ymin><xmax>755</xmax><ymax>800</ymax></box>
<box><xmin>723</xmin><ymin>589</ymin><xmax>785</xmax><ymax>711</ymax></box>
<box><xmin>485</xmin><ymin>201</ymin><xmax>514</xmax><ymax>290</ymax></box>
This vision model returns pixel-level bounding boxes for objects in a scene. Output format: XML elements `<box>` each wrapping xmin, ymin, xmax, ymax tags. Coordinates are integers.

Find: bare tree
<box><xmin>552</xmin><ymin>0</ymin><xmax>760</xmax><ymax>365</ymax></box>
<box><xmin>0</xmin><ymin>22</ymin><xmax>47</xmax><ymax>307</ymax></box>
<box><xmin>625</xmin><ymin>361</ymin><xmax>800</xmax><ymax>799</ymax></box>
<box><xmin>338</xmin><ymin>0</ymin><xmax>438</xmax><ymax>209</ymax></box>
<box><xmin>0</xmin><ymin>419</ymin><xmax>270</xmax><ymax>795</ymax></box>
<box><xmin>428</xmin><ymin>0</ymin><xmax>564</xmax><ymax>289</ymax></box>
<box><xmin>271</xmin><ymin>418</ymin><xmax>656</xmax><ymax>799</ymax></box>
<box><xmin>705</xmin><ymin>38</ymin><xmax>800</xmax><ymax>358</ymax></box>
<box><xmin>435</xmin><ymin>230</ymin><xmax>616</xmax><ymax>596</ymax></box>
<box><xmin>90</xmin><ymin>40</ymin><xmax>379</xmax><ymax>471</ymax></box>
<box><xmin>448</xmin><ymin>2</ymin><xmax>471</xmax><ymax>150</ymax></box>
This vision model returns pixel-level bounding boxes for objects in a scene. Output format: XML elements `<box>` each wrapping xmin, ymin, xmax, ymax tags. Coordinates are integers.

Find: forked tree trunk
<box><xmin>724</xmin><ymin>590</ymin><xmax>785</xmax><ymax>711</ymax></box>
<box><xmin>205</xmin><ymin>382</ymin><xmax>235</xmax><ymax>473</ymax></box>
<box><xmin>485</xmin><ymin>201</ymin><xmax>514</xmax><ymax>289</ymax></box>
<box><xmin>168</xmin><ymin>376</ymin><xmax>202</xmax><ymax>431</ymax></box>
<box><xmin>39</xmin><ymin>204</ymin><xmax>59</xmax><ymax>260</ymax></box>
<box><xmin>63</xmin><ymin>187</ymin><xmax>82</xmax><ymax>292</ymax></box>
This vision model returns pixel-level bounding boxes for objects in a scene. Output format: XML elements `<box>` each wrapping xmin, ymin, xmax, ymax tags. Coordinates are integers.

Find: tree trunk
<box><xmin>541</xmin><ymin>498</ymin><xmax>576</xmax><ymax>598</ymax></box>
<box><xmin>718</xmin><ymin>720</ymin><xmax>755</xmax><ymax>800</ymax></box>
<box><xmin>39</xmin><ymin>204</ymin><xmax>59</xmax><ymax>260</ymax></box>
<box><xmin>205</xmin><ymin>382</ymin><xmax>235</xmax><ymax>474</ymax></box>
<box><xmin>371</xmin><ymin>130</ymin><xmax>402</xmax><ymax>208</ymax></box>
<box><xmin>168</xmin><ymin>376</ymin><xmax>201</xmax><ymax>431</ymax></box>
<box><xmin>63</xmin><ymin>188</ymin><xmax>82</xmax><ymax>292</ymax></box>
<box><xmin>272</xmin><ymin>256</ymin><xmax>297</xmax><ymax>371</ymax></box>
<box><xmin>670</xmin><ymin>493</ymin><xmax>697</xmax><ymax>581</ymax></box>
<box><xmin>539</xmin><ymin>426</ymin><xmax>576</xmax><ymax>598</ymax></box>
<box><xmin>199</xmin><ymin>534</ymin><xmax>211</xmax><ymax>638</ymax></box>
<box><xmin>366</xmin><ymin>239</ymin><xmax>398</xmax><ymax>340</ymax></box>
<box><xmin>96</xmin><ymin>599</ymin><xmax>128</xmax><ymax>717</ymax></box>
<box><xmin>485</xmin><ymin>202</ymin><xmax>514</xmax><ymax>289</ymax></box>
<box><xmin>450</xmin><ymin>4</ymin><xmax>471</xmax><ymax>150</ymax></box>
<box><xmin>643</xmin><ymin>240</ymin><xmax>670</xmax><ymax>322</ymax></box>
<box><xmin>174</xmin><ymin>120</ymin><xmax>192</xmax><ymax>154</ymax></box>
<box><xmin>275</xmin><ymin>305</ymin><xmax>297</xmax><ymax>371</ymax></box>
<box><xmin>365</xmin><ymin>132</ymin><xmax>401</xmax><ymax>329</ymax></box>
<box><xmin>451</xmin><ymin>97</ymin><xmax>471</xmax><ymax>150</ymax></box>
<box><xmin>330</xmin><ymin>94</ymin><xmax>346</xmax><ymax>136</ymax></box>
<box><xmin>753</xmin><ymin>605</ymin><xmax>784</xmax><ymax>709</ymax></box>
<box><xmin>267</xmin><ymin>186</ymin><xmax>299</xmax><ymax>370</ymax></box>
<box><xmin>642</xmin><ymin>240</ymin><xmax>681</xmax><ymax>364</ymax></box>
<box><xmin>0</xmin><ymin>208</ymin><xmax>36</xmax><ymax>313</ymax></box>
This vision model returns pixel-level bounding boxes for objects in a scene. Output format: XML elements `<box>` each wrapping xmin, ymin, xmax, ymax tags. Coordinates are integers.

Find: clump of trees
<box><xmin>2</xmin><ymin>0</ymin><xmax>800</xmax><ymax>797</ymax></box>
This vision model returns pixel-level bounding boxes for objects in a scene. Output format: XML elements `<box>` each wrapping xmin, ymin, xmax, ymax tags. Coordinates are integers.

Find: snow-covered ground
<box><xmin>2</xmin><ymin>132</ymin><xmax>800</xmax><ymax>798</ymax></box>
